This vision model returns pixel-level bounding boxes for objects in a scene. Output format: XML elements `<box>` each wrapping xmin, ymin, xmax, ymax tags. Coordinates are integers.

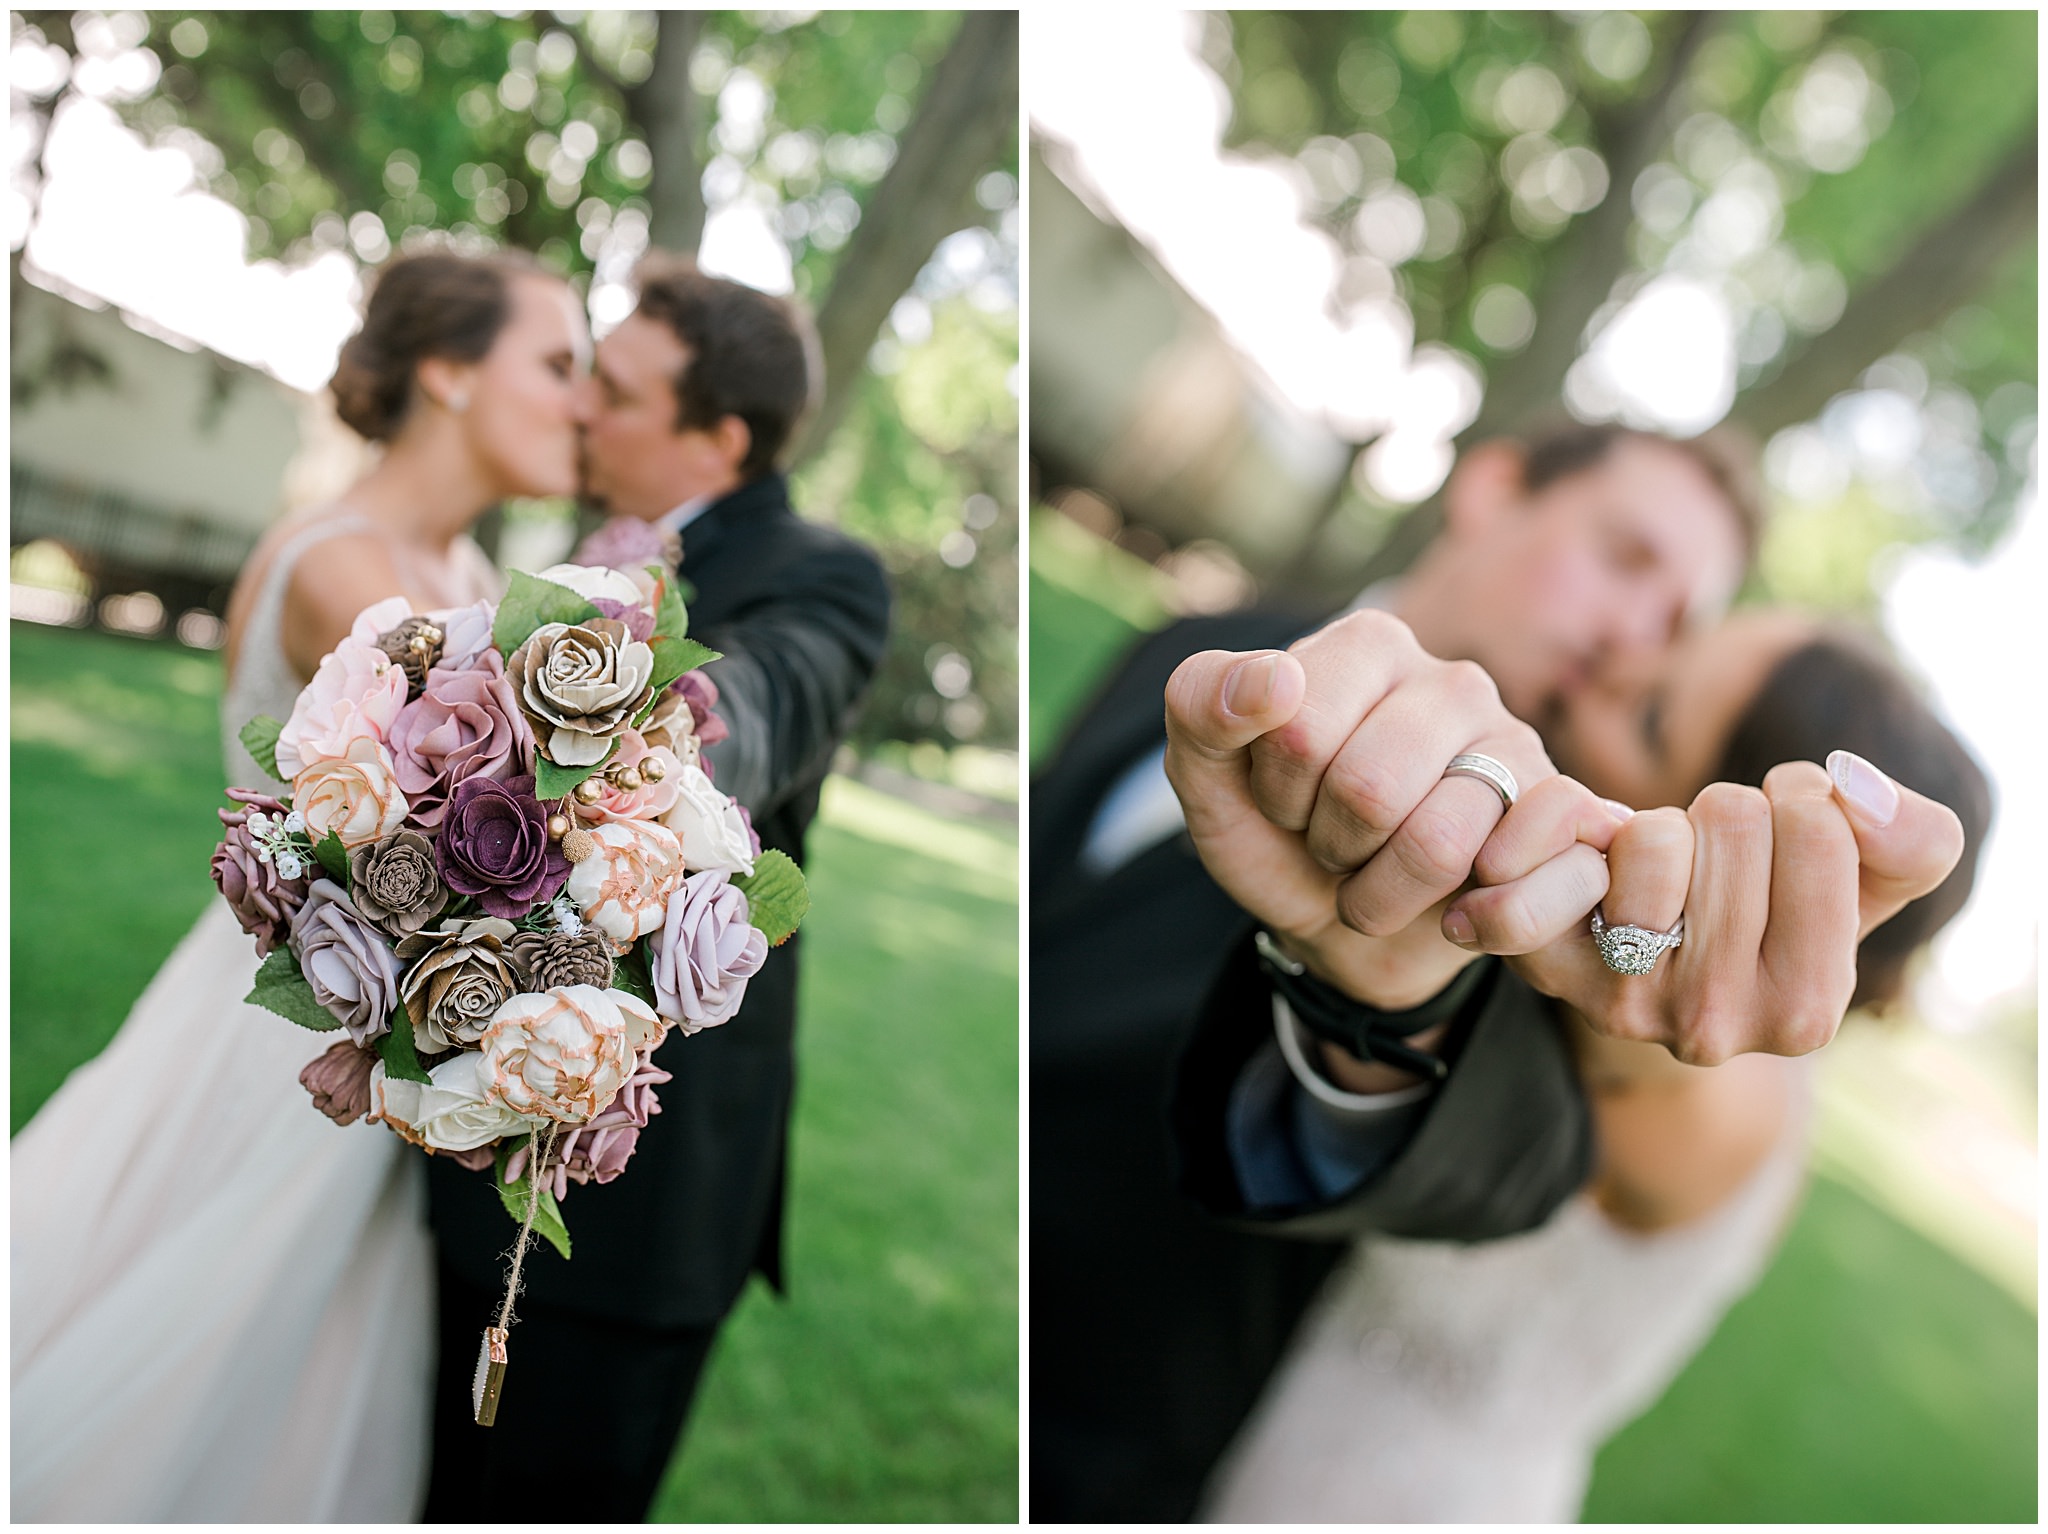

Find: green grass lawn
<box><xmin>10</xmin><ymin>620</ymin><xmax>1018</xmax><ymax>1523</ymax></box>
<box><xmin>1027</xmin><ymin>530</ymin><xmax>2037</xmax><ymax>1523</ymax></box>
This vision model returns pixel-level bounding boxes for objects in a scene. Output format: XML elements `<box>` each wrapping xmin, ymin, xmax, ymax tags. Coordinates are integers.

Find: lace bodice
<box><xmin>218</xmin><ymin>515</ymin><xmax>495</xmax><ymax>788</ymax></box>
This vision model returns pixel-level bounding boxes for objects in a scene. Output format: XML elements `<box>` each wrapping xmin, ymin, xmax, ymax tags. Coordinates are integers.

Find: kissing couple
<box><xmin>14</xmin><ymin>245</ymin><xmax>890</xmax><ymax>1522</ymax></box>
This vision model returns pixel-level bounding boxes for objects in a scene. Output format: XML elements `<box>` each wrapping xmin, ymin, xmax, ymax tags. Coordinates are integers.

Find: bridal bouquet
<box><xmin>211</xmin><ymin>561</ymin><xmax>807</xmax><ymax>1262</ymax></box>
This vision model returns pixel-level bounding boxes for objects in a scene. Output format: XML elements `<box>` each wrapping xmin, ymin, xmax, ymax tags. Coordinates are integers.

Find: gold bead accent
<box><xmin>573</xmin><ymin>779</ymin><xmax>603</xmax><ymax>806</ymax></box>
<box><xmin>617</xmin><ymin>767</ymin><xmax>643</xmax><ymax>791</ymax></box>
<box><xmin>639</xmin><ymin>757</ymin><xmax>667</xmax><ymax>783</ymax></box>
<box><xmin>546</xmin><ymin>814</ymin><xmax>571</xmax><ymax>841</ymax></box>
<box><xmin>561</xmin><ymin>828</ymin><xmax>598</xmax><ymax>863</ymax></box>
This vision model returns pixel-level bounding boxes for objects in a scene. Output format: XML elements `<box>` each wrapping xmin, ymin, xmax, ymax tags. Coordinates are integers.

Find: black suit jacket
<box><xmin>1030</xmin><ymin>613</ymin><xmax>1593</xmax><ymax>1522</ymax></box>
<box><xmin>427</xmin><ymin>474</ymin><xmax>891</xmax><ymax>1329</ymax></box>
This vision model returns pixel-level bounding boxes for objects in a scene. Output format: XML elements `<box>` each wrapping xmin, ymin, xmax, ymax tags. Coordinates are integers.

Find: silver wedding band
<box><xmin>1590</xmin><ymin>908</ymin><xmax>1685</xmax><ymax>976</ymax></box>
<box><xmin>1442</xmin><ymin>752</ymin><xmax>1518</xmax><ymax>811</ymax></box>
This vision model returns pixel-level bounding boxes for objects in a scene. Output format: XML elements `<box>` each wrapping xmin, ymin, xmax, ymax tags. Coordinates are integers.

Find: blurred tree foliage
<box><xmin>11</xmin><ymin>9</ymin><xmax>1019</xmax><ymax>751</ymax></box>
<box><xmin>1200</xmin><ymin>10</ymin><xmax>2035</xmax><ymax>600</ymax></box>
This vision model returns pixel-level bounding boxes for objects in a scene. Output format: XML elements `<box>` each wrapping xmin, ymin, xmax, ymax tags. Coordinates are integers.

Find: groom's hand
<box><xmin>1163</xmin><ymin>609</ymin><xmax>1577</xmax><ymax>1009</ymax></box>
<box><xmin>1446</xmin><ymin>753</ymin><xmax>1965</xmax><ymax>1063</ymax></box>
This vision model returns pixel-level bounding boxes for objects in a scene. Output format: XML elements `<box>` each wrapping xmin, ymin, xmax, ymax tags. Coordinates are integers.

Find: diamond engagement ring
<box><xmin>1442</xmin><ymin>752</ymin><xmax>1518</xmax><ymax>810</ymax></box>
<box><xmin>1590</xmin><ymin>908</ymin><xmax>1685</xmax><ymax>976</ymax></box>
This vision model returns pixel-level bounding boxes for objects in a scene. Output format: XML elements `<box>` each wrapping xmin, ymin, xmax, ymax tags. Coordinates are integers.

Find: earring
<box><xmin>448</xmin><ymin>390</ymin><xmax>470</xmax><ymax>415</ymax></box>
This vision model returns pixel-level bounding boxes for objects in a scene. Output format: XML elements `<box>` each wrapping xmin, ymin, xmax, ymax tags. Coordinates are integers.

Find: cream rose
<box><xmin>535</xmin><ymin>562</ymin><xmax>655</xmax><ymax>611</ymax></box>
<box><xmin>275</xmin><ymin>634</ymin><xmax>409</xmax><ymax>777</ymax></box>
<box><xmin>368</xmin><ymin>1051</ymin><xmax>539</xmax><ymax>1153</ymax></box>
<box><xmin>293</xmin><ymin>737</ymin><xmax>408</xmax><ymax>848</ymax></box>
<box><xmin>659</xmin><ymin>763</ymin><xmax>756</xmax><ymax>877</ymax></box>
<box><xmin>507</xmin><ymin>618</ymin><xmax>656</xmax><ymax>768</ymax></box>
<box><xmin>478</xmin><ymin>985</ymin><xmax>653</xmax><ymax>1125</ymax></box>
<box><xmin>564</xmin><ymin>819</ymin><xmax>687</xmax><ymax>948</ymax></box>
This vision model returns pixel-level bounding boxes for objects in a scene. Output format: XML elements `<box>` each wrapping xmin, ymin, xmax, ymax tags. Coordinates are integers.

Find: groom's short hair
<box><xmin>630</xmin><ymin>254</ymin><xmax>823</xmax><ymax>478</ymax></box>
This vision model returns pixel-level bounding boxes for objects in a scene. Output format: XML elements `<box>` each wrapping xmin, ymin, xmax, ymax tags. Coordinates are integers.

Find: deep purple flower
<box><xmin>433</xmin><ymin>773</ymin><xmax>569</xmax><ymax>920</ymax></box>
<box><xmin>212</xmin><ymin>789</ymin><xmax>307</xmax><ymax>956</ymax></box>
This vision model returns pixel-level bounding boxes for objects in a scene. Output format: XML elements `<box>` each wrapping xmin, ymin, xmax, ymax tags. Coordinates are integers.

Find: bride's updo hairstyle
<box><xmin>330</xmin><ymin>249</ymin><xmax>542</xmax><ymax>442</ymax></box>
<box><xmin>1713</xmin><ymin>629</ymin><xmax>1992</xmax><ymax>1013</ymax></box>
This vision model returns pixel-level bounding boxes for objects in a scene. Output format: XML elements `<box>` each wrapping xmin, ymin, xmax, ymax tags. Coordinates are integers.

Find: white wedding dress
<box><xmin>1202</xmin><ymin>1066</ymin><xmax>1812</xmax><ymax>1523</ymax></box>
<box><xmin>12</xmin><ymin>517</ymin><xmax>442</xmax><ymax>1522</ymax></box>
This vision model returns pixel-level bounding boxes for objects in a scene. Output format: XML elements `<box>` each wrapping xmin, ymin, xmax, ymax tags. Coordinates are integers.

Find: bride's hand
<box><xmin>1446</xmin><ymin>755</ymin><xmax>1965</xmax><ymax>1063</ymax></box>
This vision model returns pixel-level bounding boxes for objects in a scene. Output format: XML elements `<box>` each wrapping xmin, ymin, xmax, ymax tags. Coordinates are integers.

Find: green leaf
<box><xmin>534</xmin><ymin>740</ymin><xmax>615</xmax><ymax>801</ymax></box>
<box><xmin>314</xmin><ymin>830</ymin><xmax>350</xmax><ymax>885</ymax></box>
<box><xmin>732</xmin><ymin>849</ymin><xmax>809</xmax><ymax>947</ymax></box>
<box><xmin>239</xmin><ymin>714</ymin><xmax>286</xmax><ymax>781</ymax></box>
<box><xmin>634</xmin><ymin>637</ymin><xmax>723</xmax><ymax>727</ymax></box>
<box><xmin>376</xmin><ymin>1001</ymin><xmax>432</xmax><ymax>1084</ymax></box>
<box><xmin>495</xmin><ymin>1139</ymin><xmax>573</xmax><ymax>1261</ymax></box>
<box><xmin>648</xmin><ymin>564</ymin><xmax>690</xmax><ymax>643</ymax></box>
<box><xmin>492</xmin><ymin>569</ymin><xmax>600</xmax><ymax>658</ymax></box>
<box><xmin>611</xmin><ymin>947</ymin><xmax>657</xmax><ymax>1008</ymax></box>
<box><xmin>245</xmin><ymin>947</ymin><xmax>343</xmax><ymax>1031</ymax></box>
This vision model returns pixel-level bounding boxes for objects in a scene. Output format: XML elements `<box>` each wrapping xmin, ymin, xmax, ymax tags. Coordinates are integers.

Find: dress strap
<box><xmin>237</xmin><ymin>514</ymin><xmax>378</xmax><ymax>672</ymax></box>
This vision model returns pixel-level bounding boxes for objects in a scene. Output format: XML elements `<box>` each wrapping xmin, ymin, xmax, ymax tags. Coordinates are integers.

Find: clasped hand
<box><xmin>1164</xmin><ymin>610</ymin><xmax>1965</xmax><ymax>1065</ymax></box>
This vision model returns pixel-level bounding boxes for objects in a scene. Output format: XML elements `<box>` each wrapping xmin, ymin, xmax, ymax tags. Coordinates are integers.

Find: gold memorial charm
<box><xmin>473</xmin><ymin>1325</ymin><xmax>509</xmax><ymax>1426</ymax></box>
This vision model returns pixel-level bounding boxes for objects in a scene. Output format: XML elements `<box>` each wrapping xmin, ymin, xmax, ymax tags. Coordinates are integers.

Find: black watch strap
<box><xmin>1253</xmin><ymin>932</ymin><xmax>1494</xmax><ymax>1083</ymax></box>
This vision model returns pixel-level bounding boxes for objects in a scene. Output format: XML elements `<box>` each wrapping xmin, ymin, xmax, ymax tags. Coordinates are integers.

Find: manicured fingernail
<box><xmin>1224</xmin><ymin>654</ymin><xmax>1278</xmax><ymax>718</ymax></box>
<box><xmin>1601</xmin><ymin>798</ymin><xmax>1635</xmax><ymax>822</ymax></box>
<box><xmin>1829</xmin><ymin>749</ymin><xmax>1898</xmax><ymax>828</ymax></box>
<box><xmin>1441</xmin><ymin>909</ymin><xmax>1477</xmax><ymax>947</ymax></box>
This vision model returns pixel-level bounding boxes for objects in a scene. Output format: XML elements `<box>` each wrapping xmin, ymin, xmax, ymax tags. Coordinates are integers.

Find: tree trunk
<box><xmin>791</xmin><ymin>10</ymin><xmax>1019</xmax><ymax>465</ymax></box>
<box><xmin>1732</xmin><ymin>123</ymin><xmax>2039</xmax><ymax>440</ymax></box>
<box><xmin>632</xmin><ymin>11</ymin><xmax>707</xmax><ymax>255</ymax></box>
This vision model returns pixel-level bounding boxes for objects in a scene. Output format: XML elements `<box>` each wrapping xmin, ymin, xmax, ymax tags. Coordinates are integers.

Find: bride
<box><xmin>11</xmin><ymin>246</ymin><xmax>589</xmax><ymax>1520</ymax></box>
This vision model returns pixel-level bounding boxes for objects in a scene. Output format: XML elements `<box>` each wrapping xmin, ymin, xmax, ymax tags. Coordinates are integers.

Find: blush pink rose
<box><xmin>294</xmin><ymin>737</ymin><xmax>409</xmax><ymax>848</ymax></box>
<box><xmin>645</xmin><ymin>868</ymin><xmax>767</xmax><ymax>1034</ymax></box>
<box><xmin>276</xmin><ymin>635</ymin><xmax>409</xmax><ymax>777</ymax></box>
<box><xmin>578</xmin><ymin>729</ymin><xmax>685</xmax><ymax>826</ymax></box>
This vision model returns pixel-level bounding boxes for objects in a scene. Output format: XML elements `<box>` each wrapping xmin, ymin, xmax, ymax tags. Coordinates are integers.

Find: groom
<box><xmin>422</xmin><ymin>256</ymin><xmax>890</xmax><ymax>1520</ymax></box>
<box><xmin>1030</xmin><ymin>420</ymin><xmax>1963</xmax><ymax>1519</ymax></box>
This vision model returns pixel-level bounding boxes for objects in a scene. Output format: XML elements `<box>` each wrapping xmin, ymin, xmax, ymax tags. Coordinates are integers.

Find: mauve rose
<box><xmin>434</xmin><ymin>774</ymin><xmax>569</xmax><ymax>920</ymax></box>
<box><xmin>646</xmin><ymin>868</ymin><xmax>767</xmax><ymax>1034</ymax></box>
<box><xmin>300</xmin><ymin>1038</ymin><xmax>378</xmax><ymax>1125</ymax></box>
<box><xmin>347</xmin><ymin>830</ymin><xmax>449</xmax><ymax>938</ymax></box>
<box><xmin>275</xmin><ymin>634</ymin><xmax>409</xmax><ymax>777</ymax></box>
<box><xmin>289</xmin><ymin>878</ymin><xmax>404</xmax><ymax>1045</ymax></box>
<box><xmin>571</xmin><ymin>517</ymin><xmax>678</xmax><ymax>577</ymax></box>
<box><xmin>212</xmin><ymin>789</ymin><xmax>307</xmax><ymax>956</ymax></box>
<box><xmin>386</xmin><ymin>649</ymin><xmax>533</xmax><ymax>830</ymax></box>
<box><xmin>590</xmin><ymin>597</ymin><xmax>656</xmax><ymax>643</ymax></box>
